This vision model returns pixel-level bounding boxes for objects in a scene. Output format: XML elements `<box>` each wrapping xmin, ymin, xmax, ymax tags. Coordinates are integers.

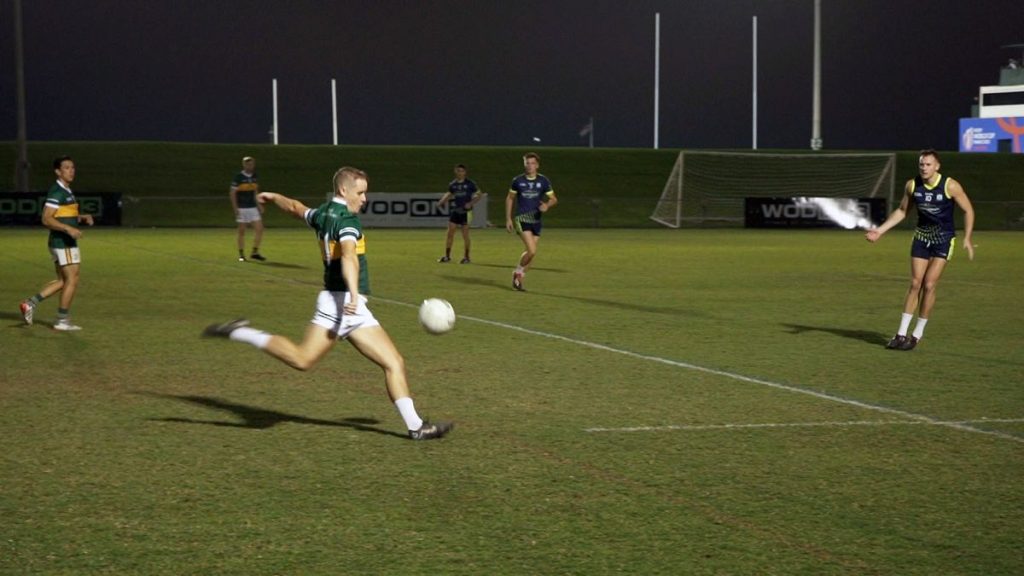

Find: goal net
<box><xmin>650</xmin><ymin>151</ymin><xmax>896</xmax><ymax>227</ymax></box>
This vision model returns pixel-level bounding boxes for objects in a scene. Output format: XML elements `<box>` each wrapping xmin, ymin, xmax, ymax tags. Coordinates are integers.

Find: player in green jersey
<box><xmin>230</xmin><ymin>156</ymin><xmax>266</xmax><ymax>262</ymax></box>
<box><xmin>203</xmin><ymin>167</ymin><xmax>452</xmax><ymax>440</ymax></box>
<box><xmin>19</xmin><ymin>156</ymin><xmax>94</xmax><ymax>330</ymax></box>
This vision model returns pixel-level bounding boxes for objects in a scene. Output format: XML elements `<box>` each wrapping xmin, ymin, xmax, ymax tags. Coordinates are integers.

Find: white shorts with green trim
<box><xmin>311</xmin><ymin>290</ymin><xmax>380</xmax><ymax>339</ymax></box>
<box><xmin>49</xmin><ymin>246</ymin><xmax>81</xmax><ymax>267</ymax></box>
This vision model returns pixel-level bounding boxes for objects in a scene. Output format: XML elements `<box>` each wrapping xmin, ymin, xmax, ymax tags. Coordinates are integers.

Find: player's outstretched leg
<box><xmin>203</xmin><ymin>318</ymin><xmax>251</xmax><ymax>337</ymax></box>
<box><xmin>409</xmin><ymin>420</ymin><xmax>454</xmax><ymax>440</ymax></box>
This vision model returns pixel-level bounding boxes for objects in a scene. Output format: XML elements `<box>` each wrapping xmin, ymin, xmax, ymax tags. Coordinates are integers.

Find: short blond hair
<box><xmin>333</xmin><ymin>166</ymin><xmax>368</xmax><ymax>194</ymax></box>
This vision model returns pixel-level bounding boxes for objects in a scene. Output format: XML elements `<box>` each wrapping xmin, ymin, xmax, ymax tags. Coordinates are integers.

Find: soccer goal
<box><xmin>650</xmin><ymin>151</ymin><xmax>896</xmax><ymax>227</ymax></box>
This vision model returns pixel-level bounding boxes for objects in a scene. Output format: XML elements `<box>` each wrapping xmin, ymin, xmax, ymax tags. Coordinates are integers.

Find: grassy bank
<box><xmin>2</xmin><ymin>142</ymin><xmax>1021</xmax><ymax>228</ymax></box>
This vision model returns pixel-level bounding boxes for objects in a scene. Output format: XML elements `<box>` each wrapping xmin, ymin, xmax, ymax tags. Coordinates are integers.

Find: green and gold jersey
<box><xmin>45</xmin><ymin>181</ymin><xmax>79</xmax><ymax>248</ymax></box>
<box><xmin>304</xmin><ymin>198</ymin><xmax>370</xmax><ymax>294</ymax></box>
<box><xmin>231</xmin><ymin>171</ymin><xmax>259</xmax><ymax>208</ymax></box>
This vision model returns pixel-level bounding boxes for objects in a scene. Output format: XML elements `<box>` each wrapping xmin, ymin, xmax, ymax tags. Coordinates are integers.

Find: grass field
<box><xmin>2</xmin><ymin>226</ymin><xmax>1022</xmax><ymax>575</ymax></box>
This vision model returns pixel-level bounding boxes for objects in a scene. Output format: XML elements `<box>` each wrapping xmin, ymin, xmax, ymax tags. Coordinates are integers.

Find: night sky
<box><xmin>1</xmin><ymin>0</ymin><xmax>1021</xmax><ymax>150</ymax></box>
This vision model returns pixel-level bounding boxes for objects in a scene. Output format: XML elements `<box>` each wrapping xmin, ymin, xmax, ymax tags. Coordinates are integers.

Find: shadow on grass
<box><xmin>251</xmin><ymin>260</ymin><xmax>309</xmax><ymax>270</ymax></box>
<box><xmin>142</xmin><ymin>392</ymin><xmax>407</xmax><ymax>438</ymax></box>
<box><xmin>440</xmin><ymin>274</ymin><xmax>708</xmax><ymax>317</ymax></box>
<box><xmin>1</xmin><ymin>311</ymin><xmax>27</xmax><ymax>326</ymax></box>
<box><xmin>442</xmin><ymin>261</ymin><xmax>568</xmax><ymax>273</ymax></box>
<box><xmin>782</xmin><ymin>323</ymin><xmax>888</xmax><ymax>346</ymax></box>
<box><xmin>1</xmin><ymin>311</ymin><xmax>58</xmax><ymax>329</ymax></box>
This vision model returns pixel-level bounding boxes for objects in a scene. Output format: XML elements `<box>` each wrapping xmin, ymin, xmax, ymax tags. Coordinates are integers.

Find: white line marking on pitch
<box><xmin>99</xmin><ymin>243</ymin><xmax>1020</xmax><ymax>446</ymax></box>
<box><xmin>375</xmin><ymin>305</ymin><xmax>1022</xmax><ymax>445</ymax></box>
<box><xmin>585</xmin><ymin>418</ymin><xmax>1024</xmax><ymax>434</ymax></box>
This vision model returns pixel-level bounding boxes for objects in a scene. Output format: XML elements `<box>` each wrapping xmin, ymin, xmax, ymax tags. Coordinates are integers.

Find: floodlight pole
<box><xmin>589</xmin><ymin>117</ymin><xmax>594</xmax><ymax>148</ymax></box>
<box><xmin>653</xmin><ymin>12</ymin><xmax>661</xmax><ymax>150</ymax></box>
<box><xmin>810</xmin><ymin>0</ymin><xmax>823</xmax><ymax>150</ymax></box>
<box><xmin>752</xmin><ymin>16</ymin><xmax>758</xmax><ymax>150</ymax></box>
<box><xmin>13</xmin><ymin>0</ymin><xmax>30</xmax><ymax>192</ymax></box>
<box><xmin>331</xmin><ymin>79</ymin><xmax>338</xmax><ymax>145</ymax></box>
<box><xmin>272</xmin><ymin>78</ymin><xmax>279</xmax><ymax>145</ymax></box>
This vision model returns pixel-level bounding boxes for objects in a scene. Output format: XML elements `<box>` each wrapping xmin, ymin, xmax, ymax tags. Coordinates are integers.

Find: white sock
<box><xmin>912</xmin><ymin>318</ymin><xmax>928</xmax><ymax>340</ymax></box>
<box><xmin>515</xmin><ymin>266</ymin><xmax>524</xmax><ymax>275</ymax></box>
<box><xmin>229</xmin><ymin>327</ymin><xmax>272</xmax><ymax>349</ymax></box>
<box><xmin>394</xmin><ymin>397</ymin><xmax>424</xmax><ymax>431</ymax></box>
<box><xmin>897</xmin><ymin>313</ymin><xmax>913</xmax><ymax>336</ymax></box>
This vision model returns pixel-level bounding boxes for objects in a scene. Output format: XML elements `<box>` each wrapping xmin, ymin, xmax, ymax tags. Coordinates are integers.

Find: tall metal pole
<box><xmin>14</xmin><ymin>0</ymin><xmax>30</xmax><ymax>191</ymax></box>
<box><xmin>752</xmin><ymin>16</ymin><xmax>758</xmax><ymax>150</ymax></box>
<box><xmin>272</xmin><ymin>78</ymin><xmax>279</xmax><ymax>145</ymax></box>
<box><xmin>589</xmin><ymin>116</ymin><xmax>594</xmax><ymax>148</ymax></box>
<box><xmin>653</xmin><ymin>12</ymin><xmax>660</xmax><ymax>149</ymax></box>
<box><xmin>810</xmin><ymin>0</ymin><xmax>823</xmax><ymax>150</ymax></box>
<box><xmin>331</xmin><ymin>79</ymin><xmax>338</xmax><ymax>145</ymax></box>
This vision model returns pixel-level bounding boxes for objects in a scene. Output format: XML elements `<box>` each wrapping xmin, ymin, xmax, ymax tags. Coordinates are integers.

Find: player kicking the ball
<box><xmin>202</xmin><ymin>166</ymin><xmax>452</xmax><ymax>440</ymax></box>
<box><xmin>865</xmin><ymin>149</ymin><xmax>975</xmax><ymax>351</ymax></box>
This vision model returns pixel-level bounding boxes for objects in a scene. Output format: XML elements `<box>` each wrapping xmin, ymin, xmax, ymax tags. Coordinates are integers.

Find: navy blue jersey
<box><xmin>509</xmin><ymin>173</ymin><xmax>554</xmax><ymax>224</ymax></box>
<box><xmin>447</xmin><ymin>178</ymin><xmax>479</xmax><ymax>213</ymax></box>
<box><xmin>912</xmin><ymin>174</ymin><xmax>956</xmax><ymax>243</ymax></box>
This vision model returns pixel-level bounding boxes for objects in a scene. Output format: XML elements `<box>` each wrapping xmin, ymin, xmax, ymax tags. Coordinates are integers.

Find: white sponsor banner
<box><xmin>357</xmin><ymin>193</ymin><xmax>488</xmax><ymax>228</ymax></box>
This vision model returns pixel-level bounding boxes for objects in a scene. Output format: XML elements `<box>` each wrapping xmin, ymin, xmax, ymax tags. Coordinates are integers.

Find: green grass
<box><xmin>3</xmin><ymin>142</ymin><xmax>1023</xmax><ymax>228</ymax></box>
<box><xmin>2</xmin><ymin>227</ymin><xmax>1023</xmax><ymax>575</ymax></box>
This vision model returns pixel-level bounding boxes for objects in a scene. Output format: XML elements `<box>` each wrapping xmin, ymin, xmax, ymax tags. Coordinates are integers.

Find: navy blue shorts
<box><xmin>448</xmin><ymin>211</ymin><xmax>469</xmax><ymax>226</ymax></box>
<box><xmin>911</xmin><ymin>237</ymin><xmax>955</xmax><ymax>260</ymax></box>
<box><xmin>515</xmin><ymin>219</ymin><xmax>542</xmax><ymax>236</ymax></box>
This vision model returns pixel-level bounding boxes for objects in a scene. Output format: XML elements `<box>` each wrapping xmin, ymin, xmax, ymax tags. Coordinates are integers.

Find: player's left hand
<box><xmin>965</xmin><ymin>239</ymin><xmax>975</xmax><ymax>261</ymax></box>
<box><xmin>865</xmin><ymin>229</ymin><xmax>881</xmax><ymax>243</ymax></box>
<box><xmin>80</xmin><ymin>214</ymin><xmax>95</xmax><ymax>226</ymax></box>
<box><xmin>539</xmin><ymin>203</ymin><xmax>549</xmax><ymax>213</ymax></box>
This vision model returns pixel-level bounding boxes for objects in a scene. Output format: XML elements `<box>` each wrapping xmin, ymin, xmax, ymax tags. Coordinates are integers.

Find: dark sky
<box><xmin>1</xmin><ymin>0</ymin><xmax>1021</xmax><ymax>150</ymax></box>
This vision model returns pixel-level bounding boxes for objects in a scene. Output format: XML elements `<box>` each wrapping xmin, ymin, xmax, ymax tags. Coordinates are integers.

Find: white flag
<box><xmin>579</xmin><ymin>120</ymin><xmax>593</xmax><ymax>137</ymax></box>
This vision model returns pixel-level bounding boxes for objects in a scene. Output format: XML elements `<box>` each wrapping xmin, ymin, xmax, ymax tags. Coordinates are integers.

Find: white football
<box><xmin>418</xmin><ymin>298</ymin><xmax>456</xmax><ymax>334</ymax></box>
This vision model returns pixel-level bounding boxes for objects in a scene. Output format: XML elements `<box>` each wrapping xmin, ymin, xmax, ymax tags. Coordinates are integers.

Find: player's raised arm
<box><xmin>866</xmin><ymin>180</ymin><xmax>913</xmax><ymax>242</ymax></box>
<box><xmin>258</xmin><ymin>192</ymin><xmax>309</xmax><ymax>220</ymax></box>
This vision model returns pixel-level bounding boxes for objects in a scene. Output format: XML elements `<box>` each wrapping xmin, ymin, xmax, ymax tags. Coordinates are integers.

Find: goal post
<box><xmin>650</xmin><ymin>151</ymin><xmax>896</xmax><ymax>227</ymax></box>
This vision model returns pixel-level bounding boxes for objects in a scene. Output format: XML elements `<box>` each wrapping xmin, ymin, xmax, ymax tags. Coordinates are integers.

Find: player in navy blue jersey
<box><xmin>505</xmin><ymin>152</ymin><xmax>558</xmax><ymax>291</ymax></box>
<box><xmin>437</xmin><ymin>164</ymin><xmax>482</xmax><ymax>264</ymax></box>
<box><xmin>866</xmin><ymin>149</ymin><xmax>975</xmax><ymax>351</ymax></box>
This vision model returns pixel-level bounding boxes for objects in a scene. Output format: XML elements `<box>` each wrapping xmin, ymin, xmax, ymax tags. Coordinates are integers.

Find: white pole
<box><xmin>331</xmin><ymin>79</ymin><xmax>338</xmax><ymax>145</ymax></box>
<box><xmin>272</xmin><ymin>78</ymin><xmax>279</xmax><ymax>145</ymax></box>
<box><xmin>653</xmin><ymin>12</ymin><xmax>660</xmax><ymax>150</ymax></box>
<box><xmin>811</xmin><ymin>0</ymin><xmax>822</xmax><ymax>150</ymax></box>
<box><xmin>13</xmin><ymin>0</ymin><xmax>29</xmax><ymax>191</ymax></box>
<box><xmin>590</xmin><ymin>116</ymin><xmax>594</xmax><ymax>148</ymax></box>
<box><xmin>752</xmin><ymin>16</ymin><xmax>758</xmax><ymax>150</ymax></box>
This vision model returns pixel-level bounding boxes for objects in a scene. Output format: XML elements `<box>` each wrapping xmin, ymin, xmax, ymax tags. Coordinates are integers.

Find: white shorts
<box><xmin>50</xmin><ymin>246</ymin><xmax>81</xmax><ymax>267</ymax></box>
<box><xmin>236</xmin><ymin>207</ymin><xmax>262</xmax><ymax>224</ymax></box>
<box><xmin>311</xmin><ymin>290</ymin><xmax>380</xmax><ymax>339</ymax></box>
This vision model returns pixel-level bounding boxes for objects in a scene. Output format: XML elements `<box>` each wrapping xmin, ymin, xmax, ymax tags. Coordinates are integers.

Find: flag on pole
<box><xmin>579</xmin><ymin>119</ymin><xmax>593</xmax><ymax>137</ymax></box>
